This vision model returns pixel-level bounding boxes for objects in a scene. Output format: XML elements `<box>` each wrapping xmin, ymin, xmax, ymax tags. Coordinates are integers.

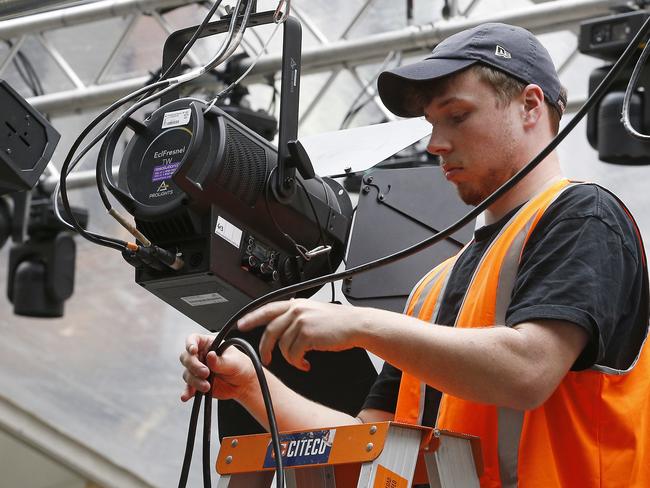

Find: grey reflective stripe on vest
<box><xmin>440</xmin><ymin>183</ymin><xmax>577</xmax><ymax>487</ymax></box>
<box><xmin>493</xmin><ymin>216</ymin><xmax>535</xmax><ymax>488</ymax></box>
<box><xmin>407</xmin><ymin>261</ymin><xmax>456</xmax><ymax>317</ymax></box>
<box><xmin>408</xmin><ymin>259</ymin><xmax>459</xmax><ymax>424</ymax></box>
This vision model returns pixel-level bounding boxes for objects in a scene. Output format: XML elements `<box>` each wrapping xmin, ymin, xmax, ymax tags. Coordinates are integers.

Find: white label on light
<box><xmin>180</xmin><ymin>292</ymin><xmax>228</xmax><ymax>307</ymax></box>
<box><xmin>215</xmin><ymin>216</ymin><xmax>243</xmax><ymax>248</ymax></box>
<box><xmin>162</xmin><ymin>109</ymin><xmax>192</xmax><ymax>129</ymax></box>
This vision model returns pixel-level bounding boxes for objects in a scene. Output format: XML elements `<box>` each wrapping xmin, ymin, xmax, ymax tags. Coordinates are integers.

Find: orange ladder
<box><xmin>215</xmin><ymin>421</ymin><xmax>482</xmax><ymax>487</ymax></box>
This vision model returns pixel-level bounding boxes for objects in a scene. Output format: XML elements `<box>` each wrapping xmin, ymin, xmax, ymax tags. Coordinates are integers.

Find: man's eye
<box><xmin>451</xmin><ymin>113</ymin><xmax>469</xmax><ymax>124</ymax></box>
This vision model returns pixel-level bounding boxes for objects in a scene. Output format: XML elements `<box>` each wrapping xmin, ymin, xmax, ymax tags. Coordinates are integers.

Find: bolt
<box><xmin>225</xmin><ymin>455</ymin><xmax>233</xmax><ymax>464</ymax></box>
<box><xmin>369</xmin><ymin>425</ymin><xmax>377</xmax><ymax>435</ymax></box>
<box><xmin>366</xmin><ymin>442</ymin><xmax>374</xmax><ymax>452</ymax></box>
<box><xmin>378</xmin><ymin>194</ymin><xmax>385</xmax><ymax>201</ymax></box>
<box><xmin>231</xmin><ymin>439</ymin><xmax>238</xmax><ymax>448</ymax></box>
<box><xmin>362</xmin><ymin>186</ymin><xmax>371</xmax><ymax>194</ymax></box>
<box><xmin>365</xmin><ymin>176</ymin><xmax>374</xmax><ymax>184</ymax></box>
<box><xmin>5</xmin><ymin>148</ymin><xmax>11</xmax><ymax>155</ymax></box>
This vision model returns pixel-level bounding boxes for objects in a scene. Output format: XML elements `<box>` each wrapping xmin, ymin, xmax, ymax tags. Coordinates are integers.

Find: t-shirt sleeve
<box><xmin>505</xmin><ymin>185</ymin><xmax>643</xmax><ymax>371</ymax></box>
<box><xmin>361</xmin><ymin>361</ymin><xmax>402</xmax><ymax>414</ymax></box>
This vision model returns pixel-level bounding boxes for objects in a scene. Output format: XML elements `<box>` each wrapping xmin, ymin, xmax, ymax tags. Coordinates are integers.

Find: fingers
<box><xmin>179</xmin><ymin>348</ymin><xmax>211</xmax><ymax>380</ymax></box>
<box><xmin>180</xmin><ymin>334</ymin><xmax>214</xmax><ymax>401</ymax></box>
<box><xmin>180</xmin><ymin>384</ymin><xmax>196</xmax><ymax>402</ymax></box>
<box><xmin>182</xmin><ymin>368</ymin><xmax>211</xmax><ymax>395</ymax></box>
<box><xmin>278</xmin><ymin>322</ymin><xmax>311</xmax><ymax>372</ymax></box>
<box><xmin>185</xmin><ymin>333</ymin><xmax>201</xmax><ymax>355</ymax></box>
<box><xmin>237</xmin><ymin>300</ymin><xmax>292</xmax><ymax>331</ymax></box>
<box><xmin>258</xmin><ymin>307</ymin><xmax>295</xmax><ymax>365</ymax></box>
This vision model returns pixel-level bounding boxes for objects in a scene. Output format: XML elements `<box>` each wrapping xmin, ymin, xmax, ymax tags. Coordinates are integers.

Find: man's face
<box><xmin>423</xmin><ymin>69</ymin><xmax>524</xmax><ymax>206</ymax></box>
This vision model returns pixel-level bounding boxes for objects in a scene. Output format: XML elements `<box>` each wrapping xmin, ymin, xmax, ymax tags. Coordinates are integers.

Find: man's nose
<box><xmin>426</xmin><ymin>130</ymin><xmax>451</xmax><ymax>156</ymax></box>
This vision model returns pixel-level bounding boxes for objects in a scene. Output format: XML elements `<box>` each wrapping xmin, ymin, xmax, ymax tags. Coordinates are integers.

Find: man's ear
<box><xmin>521</xmin><ymin>84</ymin><xmax>545</xmax><ymax>129</ymax></box>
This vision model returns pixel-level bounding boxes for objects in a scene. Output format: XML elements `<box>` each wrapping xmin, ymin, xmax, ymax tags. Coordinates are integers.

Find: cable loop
<box><xmin>621</xmin><ymin>33</ymin><xmax>650</xmax><ymax>140</ymax></box>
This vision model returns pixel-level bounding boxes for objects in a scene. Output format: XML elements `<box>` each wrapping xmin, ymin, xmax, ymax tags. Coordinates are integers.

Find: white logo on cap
<box><xmin>495</xmin><ymin>45</ymin><xmax>511</xmax><ymax>59</ymax></box>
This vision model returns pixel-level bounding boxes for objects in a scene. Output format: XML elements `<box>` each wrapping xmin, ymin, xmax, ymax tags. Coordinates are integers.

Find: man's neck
<box><xmin>484</xmin><ymin>154</ymin><xmax>563</xmax><ymax>225</ymax></box>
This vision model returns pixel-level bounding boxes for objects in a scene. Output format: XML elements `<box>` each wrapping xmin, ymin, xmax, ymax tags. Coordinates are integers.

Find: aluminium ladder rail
<box><xmin>215</xmin><ymin>421</ymin><xmax>482</xmax><ymax>487</ymax></box>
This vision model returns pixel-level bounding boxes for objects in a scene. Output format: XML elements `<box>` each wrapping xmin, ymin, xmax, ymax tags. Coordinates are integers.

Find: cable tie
<box><xmin>304</xmin><ymin>245</ymin><xmax>332</xmax><ymax>259</ymax></box>
<box><xmin>174</xmin><ymin>68</ymin><xmax>204</xmax><ymax>85</ymax></box>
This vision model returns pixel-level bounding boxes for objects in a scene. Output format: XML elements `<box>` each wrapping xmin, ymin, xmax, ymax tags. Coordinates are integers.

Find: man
<box><xmin>180</xmin><ymin>23</ymin><xmax>649</xmax><ymax>487</ymax></box>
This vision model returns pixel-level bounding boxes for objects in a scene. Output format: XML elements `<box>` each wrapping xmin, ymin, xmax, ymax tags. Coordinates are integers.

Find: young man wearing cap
<box><xmin>180</xmin><ymin>23</ymin><xmax>649</xmax><ymax>486</ymax></box>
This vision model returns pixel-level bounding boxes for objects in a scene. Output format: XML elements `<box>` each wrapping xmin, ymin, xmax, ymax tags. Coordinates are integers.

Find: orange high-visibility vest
<box><xmin>395</xmin><ymin>179</ymin><xmax>650</xmax><ymax>487</ymax></box>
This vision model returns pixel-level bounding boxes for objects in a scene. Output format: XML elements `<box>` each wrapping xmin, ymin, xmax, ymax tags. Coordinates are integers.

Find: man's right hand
<box><xmin>180</xmin><ymin>333</ymin><xmax>257</xmax><ymax>403</ymax></box>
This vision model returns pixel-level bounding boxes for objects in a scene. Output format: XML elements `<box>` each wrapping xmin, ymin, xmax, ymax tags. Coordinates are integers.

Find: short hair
<box><xmin>407</xmin><ymin>64</ymin><xmax>567</xmax><ymax>135</ymax></box>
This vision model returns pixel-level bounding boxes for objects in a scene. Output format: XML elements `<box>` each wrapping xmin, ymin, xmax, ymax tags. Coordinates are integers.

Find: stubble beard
<box><xmin>455</xmin><ymin>122</ymin><xmax>519</xmax><ymax>206</ymax></box>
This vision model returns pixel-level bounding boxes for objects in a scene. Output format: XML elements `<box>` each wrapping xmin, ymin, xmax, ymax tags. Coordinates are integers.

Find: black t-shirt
<box><xmin>362</xmin><ymin>184</ymin><xmax>648</xmax><ymax>427</ymax></box>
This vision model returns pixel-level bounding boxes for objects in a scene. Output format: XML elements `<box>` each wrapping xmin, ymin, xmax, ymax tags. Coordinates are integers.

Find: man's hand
<box><xmin>238</xmin><ymin>299</ymin><xmax>366</xmax><ymax>371</ymax></box>
<box><xmin>180</xmin><ymin>333</ymin><xmax>257</xmax><ymax>402</ymax></box>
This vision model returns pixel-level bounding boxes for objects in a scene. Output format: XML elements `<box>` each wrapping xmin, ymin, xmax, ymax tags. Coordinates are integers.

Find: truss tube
<box><xmin>0</xmin><ymin>0</ymin><xmax>197</xmax><ymax>41</ymax></box>
<box><xmin>27</xmin><ymin>0</ymin><xmax>611</xmax><ymax>116</ymax></box>
<box><xmin>245</xmin><ymin>0</ymin><xmax>613</xmax><ymax>78</ymax></box>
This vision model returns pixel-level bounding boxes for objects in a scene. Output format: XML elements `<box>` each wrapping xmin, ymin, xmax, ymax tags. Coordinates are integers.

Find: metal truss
<box><xmin>0</xmin><ymin>0</ymin><xmax>613</xmax><ymax>120</ymax></box>
<box><xmin>0</xmin><ymin>0</ymin><xmax>206</xmax><ymax>112</ymax></box>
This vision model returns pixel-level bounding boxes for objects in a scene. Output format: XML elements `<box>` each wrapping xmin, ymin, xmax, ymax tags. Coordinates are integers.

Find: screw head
<box><xmin>369</xmin><ymin>425</ymin><xmax>377</xmax><ymax>435</ymax></box>
<box><xmin>231</xmin><ymin>439</ymin><xmax>238</xmax><ymax>448</ymax></box>
<box><xmin>366</xmin><ymin>442</ymin><xmax>374</xmax><ymax>452</ymax></box>
<box><xmin>225</xmin><ymin>455</ymin><xmax>233</xmax><ymax>464</ymax></box>
<box><xmin>362</xmin><ymin>186</ymin><xmax>370</xmax><ymax>194</ymax></box>
<box><xmin>378</xmin><ymin>194</ymin><xmax>385</xmax><ymax>201</ymax></box>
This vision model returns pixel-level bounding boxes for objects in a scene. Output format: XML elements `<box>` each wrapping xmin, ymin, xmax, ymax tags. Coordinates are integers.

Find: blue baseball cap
<box><xmin>377</xmin><ymin>23</ymin><xmax>566</xmax><ymax>117</ymax></box>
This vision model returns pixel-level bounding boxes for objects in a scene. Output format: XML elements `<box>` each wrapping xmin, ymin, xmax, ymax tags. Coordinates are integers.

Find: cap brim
<box><xmin>378</xmin><ymin>58</ymin><xmax>476</xmax><ymax>117</ymax></box>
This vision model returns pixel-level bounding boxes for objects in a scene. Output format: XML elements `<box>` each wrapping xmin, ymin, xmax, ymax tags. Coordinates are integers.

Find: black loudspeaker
<box><xmin>0</xmin><ymin>80</ymin><xmax>59</xmax><ymax>195</ymax></box>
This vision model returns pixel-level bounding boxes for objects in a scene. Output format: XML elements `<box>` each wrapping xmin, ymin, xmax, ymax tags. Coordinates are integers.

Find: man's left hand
<box><xmin>238</xmin><ymin>299</ymin><xmax>365</xmax><ymax>371</ymax></box>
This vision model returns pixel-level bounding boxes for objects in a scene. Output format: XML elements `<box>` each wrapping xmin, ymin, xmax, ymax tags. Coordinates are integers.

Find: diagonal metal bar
<box><xmin>94</xmin><ymin>14</ymin><xmax>139</xmax><ymax>84</ymax></box>
<box><xmin>150</xmin><ymin>10</ymin><xmax>204</xmax><ymax>67</ymax></box>
<box><xmin>37</xmin><ymin>33</ymin><xmax>86</xmax><ymax>89</ymax></box>
<box><xmin>557</xmin><ymin>45</ymin><xmax>581</xmax><ymax>76</ymax></box>
<box><xmin>0</xmin><ymin>0</ymin><xmax>200</xmax><ymax>41</ymax></box>
<box><xmin>461</xmin><ymin>0</ymin><xmax>484</xmax><ymax>17</ymax></box>
<box><xmin>294</xmin><ymin>0</ymin><xmax>383</xmax><ymax>123</ymax></box>
<box><xmin>350</xmin><ymin>62</ymin><xmax>397</xmax><ymax>122</ymax></box>
<box><xmin>0</xmin><ymin>35</ymin><xmax>26</xmax><ymax>76</ymax></box>
<box><xmin>340</xmin><ymin>0</ymin><xmax>376</xmax><ymax>39</ymax></box>
<box><xmin>298</xmin><ymin>69</ymin><xmax>342</xmax><ymax>124</ymax></box>
<box><xmin>290</xmin><ymin>4</ymin><xmax>329</xmax><ymax>44</ymax></box>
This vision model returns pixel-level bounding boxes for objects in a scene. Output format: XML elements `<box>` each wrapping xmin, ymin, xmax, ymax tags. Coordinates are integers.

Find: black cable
<box><xmin>59</xmin><ymin>79</ymin><xmax>171</xmax><ymax>251</ymax></box>
<box><xmin>179</xmin><ymin>15</ymin><xmax>650</xmax><ymax>485</ymax></box>
<box><xmin>264</xmin><ymin>167</ymin><xmax>311</xmax><ymax>260</ymax></box>
<box><xmin>340</xmin><ymin>52</ymin><xmax>400</xmax><ymax>130</ymax></box>
<box><xmin>161</xmin><ymin>0</ymin><xmax>224</xmax><ymax>82</ymax></box>
<box><xmin>18</xmin><ymin>50</ymin><xmax>44</xmax><ymax>96</ymax></box>
<box><xmin>95</xmin><ymin>83</ymin><xmax>180</xmax><ymax>212</ymax></box>
<box><xmin>177</xmin><ymin>388</ymin><xmax>203</xmax><ymax>488</ymax></box>
<box><xmin>295</xmin><ymin>177</ymin><xmax>336</xmax><ymax>302</ymax></box>
<box><xmin>191</xmin><ymin>337</ymin><xmax>286</xmax><ymax>488</ymax></box>
<box><xmin>59</xmin><ymin>0</ymin><xmax>228</xmax><ymax>249</ymax></box>
<box><xmin>214</xmin><ymin>338</ymin><xmax>285</xmax><ymax>488</ymax></box>
<box><xmin>622</xmin><ymin>25</ymin><xmax>650</xmax><ymax>140</ymax></box>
